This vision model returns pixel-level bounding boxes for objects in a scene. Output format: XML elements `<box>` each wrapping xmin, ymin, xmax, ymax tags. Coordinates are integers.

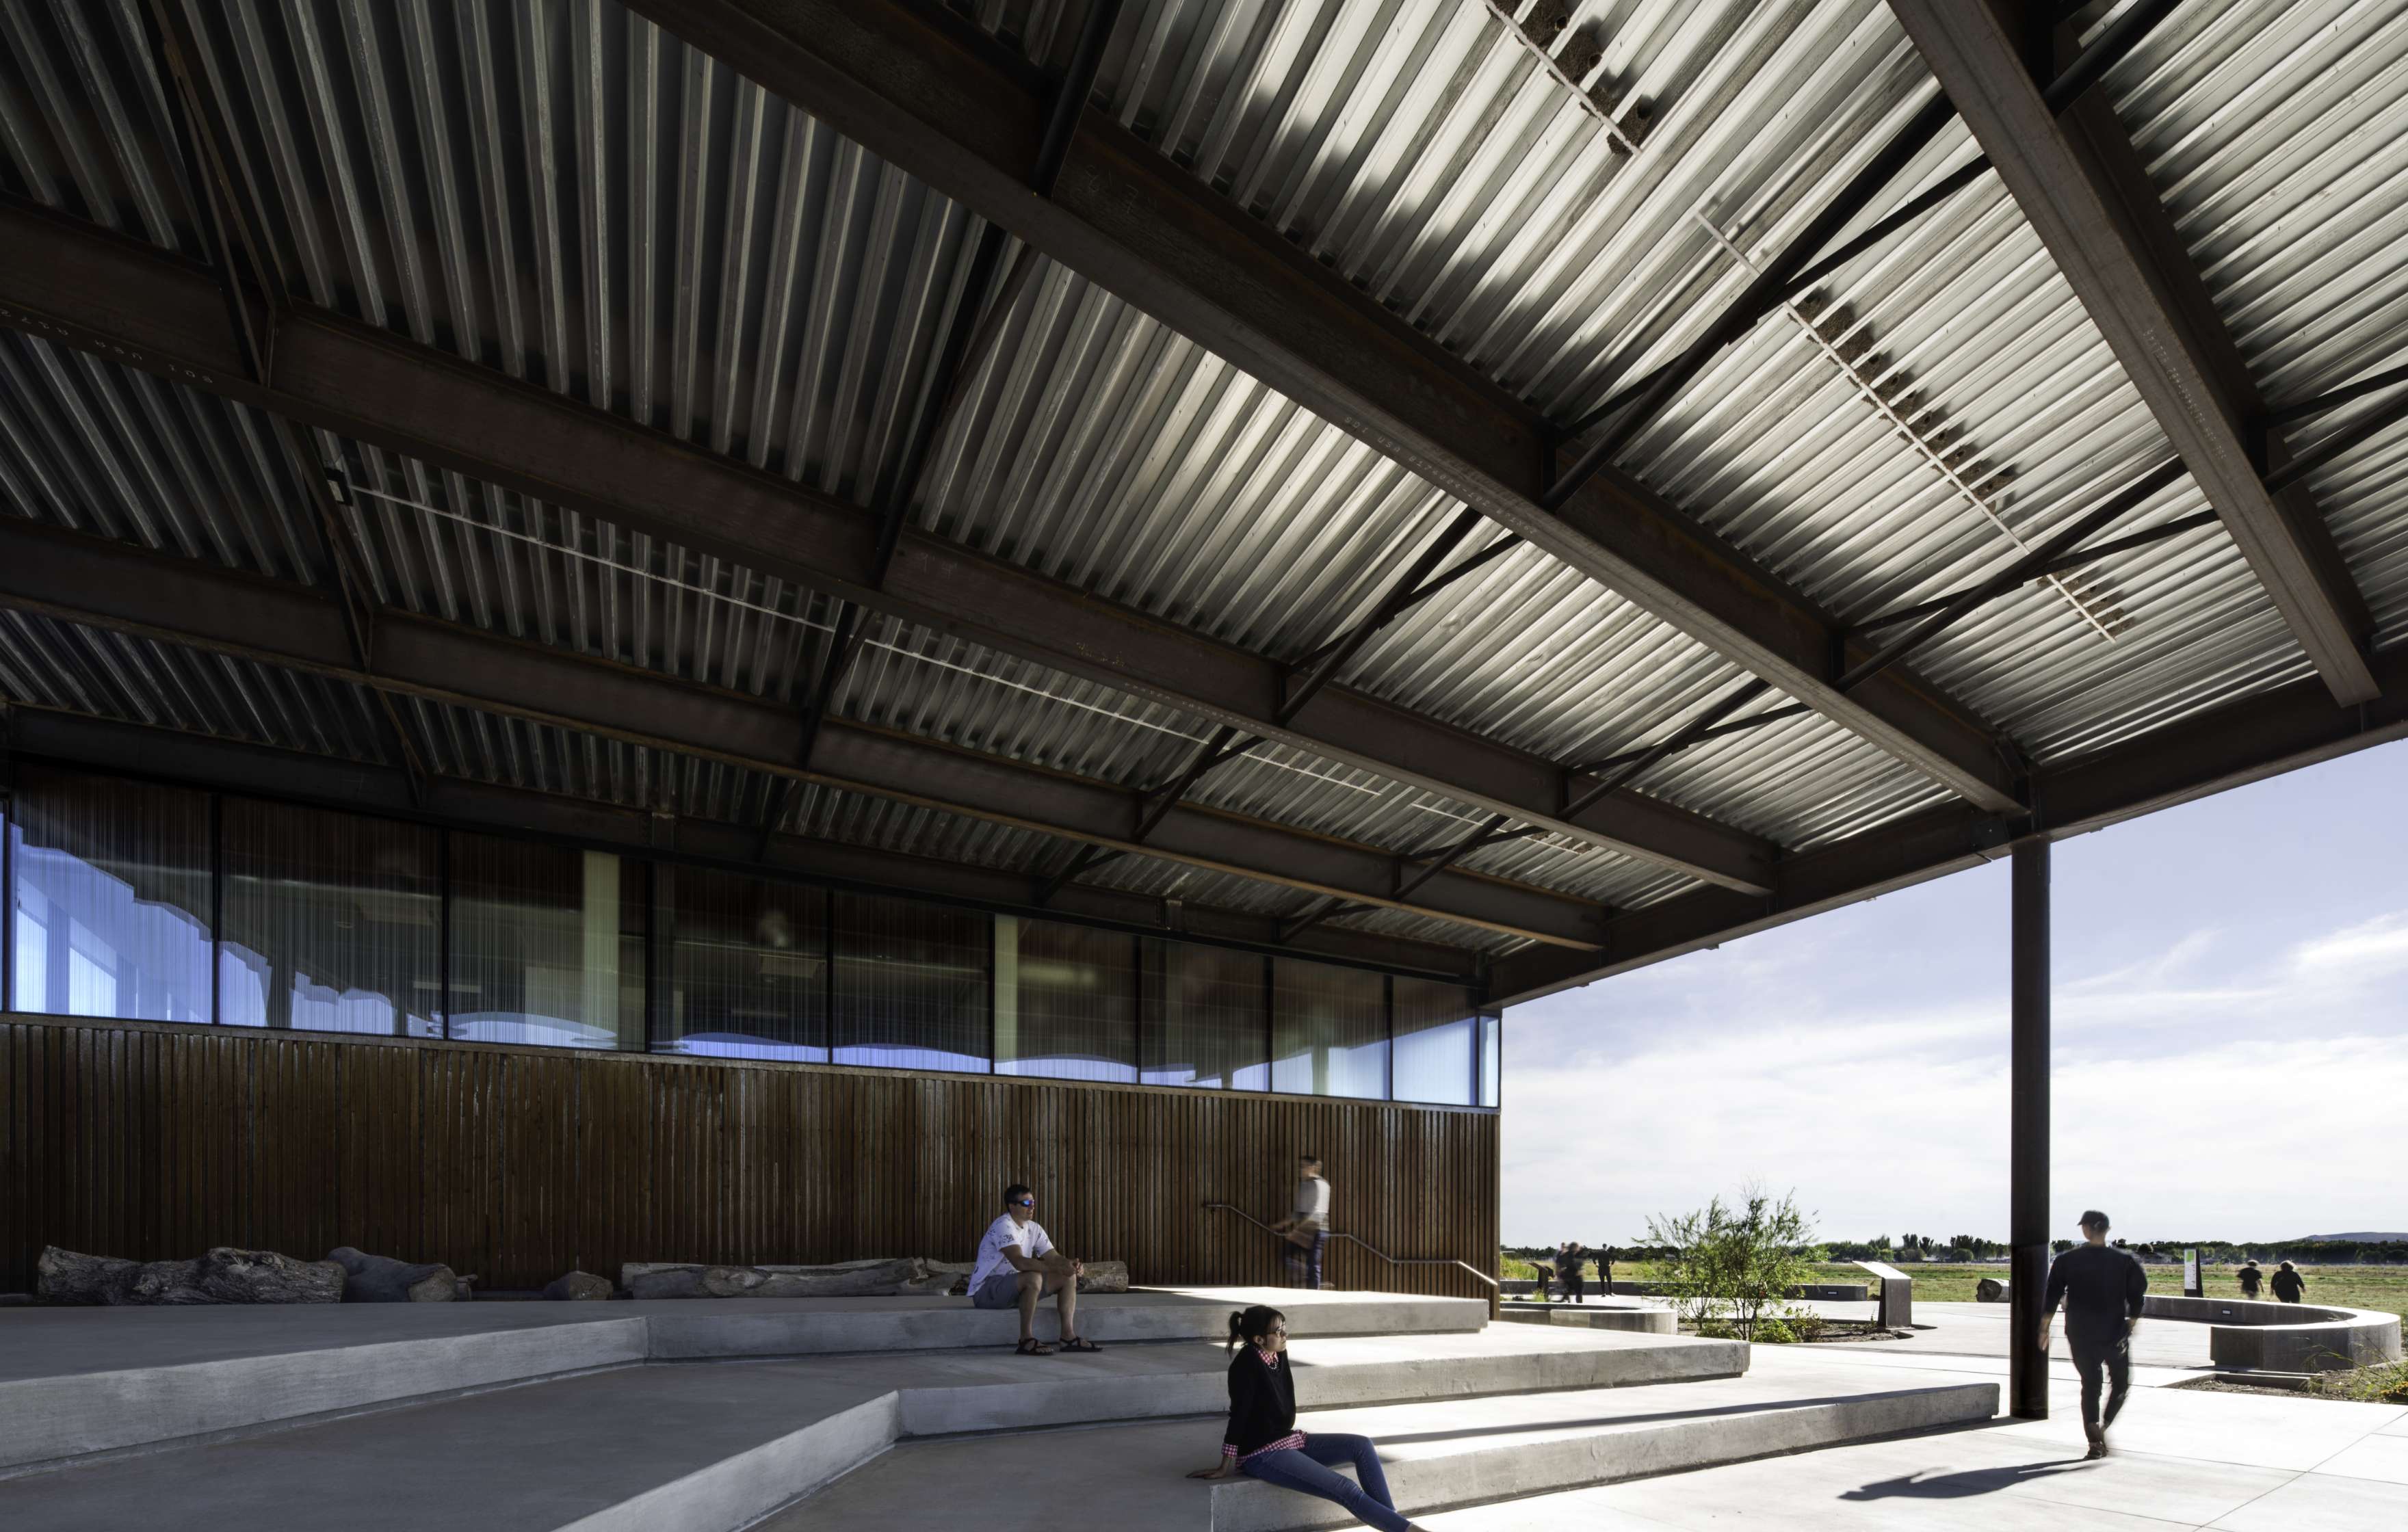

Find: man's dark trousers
<box><xmin>2066</xmin><ymin>1319</ymin><xmax>2132</xmax><ymax>1440</ymax></box>
<box><xmin>1560</xmin><ymin>1267</ymin><xmax>1586</xmax><ymax>1304</ymax></box>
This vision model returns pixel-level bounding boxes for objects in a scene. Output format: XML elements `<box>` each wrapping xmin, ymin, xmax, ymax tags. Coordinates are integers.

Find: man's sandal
<box><xmin>1058</xmin><ymin>1336</ymin><xmax>1103</xmax><ymax>1353</ymax></box>
<box><xmin>1015</xmin><ymin>1337</ymin><xmax>1057</xmax><ymax>1356</ymax></box>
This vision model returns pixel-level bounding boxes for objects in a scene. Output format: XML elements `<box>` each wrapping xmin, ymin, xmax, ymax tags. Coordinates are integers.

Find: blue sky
<box><xmin>1499</xmin><ymin>738</ymin><xmax>2408</xmax><ymax>1247</ymax></box>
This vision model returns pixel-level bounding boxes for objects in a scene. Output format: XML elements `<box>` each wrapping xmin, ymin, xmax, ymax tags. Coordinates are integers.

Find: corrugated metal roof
<box><xmin>2114</xmin><ymin>0</ymin><xmax>2408</xmax><ymax>648</ymax></box>
<box><xmin>3</xmin><ymin>0</ymin><xmax>2403</xmax><ymax>966</ymax></box>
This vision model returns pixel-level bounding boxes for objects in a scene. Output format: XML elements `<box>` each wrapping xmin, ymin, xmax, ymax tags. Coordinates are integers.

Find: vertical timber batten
<box><xmin>0</xmin><ymin>1012</ymin><xmax>1498</xmax><ymax>1299</ymax></box>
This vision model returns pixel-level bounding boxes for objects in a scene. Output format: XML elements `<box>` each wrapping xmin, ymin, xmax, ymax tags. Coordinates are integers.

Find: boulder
<box><xmin>37</xmin><ymin>1247</ymin><xmax>140</xmax><ymax>1306</ymax></box>
<box><xmin>1076</xmin><ymin>1260</ymin><xmax>1130</xmax><ymax>1294</ymax></box>
<box><xmin>544</xmin><ymin>1270</ymin><xmax>614</xmax><ymax>1302</ymax></box>
<box><xmin>1976</xmin><ymin>1276</ymin><xmax>2006</xmax><ymax>1303</ymax></box>
<box><xmin>622</xmin><ymin>1257</ymin><xmax>924</xmax><ymax>1300</ymax></box>
<box><xmin>327</xmin><ymin>1246</ymin><xmax>464</xmax><ymax>1303</ymax></box>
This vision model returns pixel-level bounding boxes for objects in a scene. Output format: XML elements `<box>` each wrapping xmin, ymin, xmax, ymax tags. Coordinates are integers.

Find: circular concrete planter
<box><xmin>2141</xmin><ymin>1294</ymin><xmax>2403</xmax><ymax>1373</ymax></box>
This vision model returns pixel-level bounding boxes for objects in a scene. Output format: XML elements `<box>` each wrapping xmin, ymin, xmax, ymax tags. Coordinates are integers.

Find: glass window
<box><xmin>10</xmin><ymin>771</ymin><xmax>212</xmax><ymax>1022</ymax></box>
<box><xmin>1142</xmin><ymin>940</ymin><xmax>1268</xmax><ymax>1089</ymax></box>
<box><xmin>995</xmin><ymin>916</ymin><xmax>1138</xmax><ymax>1083</ymax></box>
<box><xmin>1271</xmin><ymin>958</ymin><xmax>1388</xmax><ymax>1099</ymax></box>
<box><xmin>1479</xmin><ymin>1009</ymin><xmax>1501</xmax><ymax>1108</ymax></box>
<box><xmin>658</xmin><ymin>867</ymin><xmax>826</xmax><ymax>1061</ymax></box>
<box><xmin>447</xmin><ymin>834</ymin><xmax>642</xmax><ymax>1048</ymax></box>
<box><xmin>1391</xmin><ymin>976</ymin><xmax>1477</xmax><ymax>1105</ymax></box>
<box><xmin>831</xmin><ymin>893</ymin><xmax>989</xmax><ymax>1072</ymax></box>
<box><xmin>219</xmin><ymin>797</ymin><xmax>440</xmax><ymax>1036</ymax></box>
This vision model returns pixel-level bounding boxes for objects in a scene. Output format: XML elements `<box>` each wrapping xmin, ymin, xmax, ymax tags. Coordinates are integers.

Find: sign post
<box><xmin>2183</xmin><ymin>1247</ymin><xmax>2202</xmax><ymax>1298</ymax></box>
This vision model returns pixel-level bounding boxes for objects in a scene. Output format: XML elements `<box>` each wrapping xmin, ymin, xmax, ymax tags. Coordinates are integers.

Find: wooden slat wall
<box><xmin>0</xmin><ymin>1015</ymin><xmax>1498</xmax><ymax>1298</ymax></box>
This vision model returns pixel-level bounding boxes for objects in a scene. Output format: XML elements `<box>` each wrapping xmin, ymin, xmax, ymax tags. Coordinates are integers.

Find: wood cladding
<box><xmin>0</xmin><ymin>1015</ymin><xmax>1498</xmax><ymax>1299</ymax></box>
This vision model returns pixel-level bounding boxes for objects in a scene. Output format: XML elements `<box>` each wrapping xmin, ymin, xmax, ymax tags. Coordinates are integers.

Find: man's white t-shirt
<box><xmin>1292</xmin><ymin>1175</ymin><xmax>1331</xmax><ymax>1224</ymax></box>
<box><xmin>969</xmin><ymin>1213</ymin><xmax>1054</xmax><ymax>1291</ymax></box>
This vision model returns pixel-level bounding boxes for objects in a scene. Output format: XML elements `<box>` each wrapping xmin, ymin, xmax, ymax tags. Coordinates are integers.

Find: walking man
<box><xmin>2041</xmin><ymin>1209</ymin><xmax>2147</xmax><ymax>1458</ymax></box>
<box><xmin>2236</xmin><ymin>1259</ymin><xmax>2264</xmax><ymax>1299</ymax></box>
<box><xmin>1557</xmin><ymin>1241</ymin><xmax>1588</xmax><ymax>1304</ymax></box>
<box><xmin>2271</xmin><ymin>1260</ymin><xmax>2307</xmax><ymax>1303</ymax></box>
<box><xmin>1272</xmin><ymin>1154</ymin><xmax>1332</xmax><ymax>1291</ymax></box>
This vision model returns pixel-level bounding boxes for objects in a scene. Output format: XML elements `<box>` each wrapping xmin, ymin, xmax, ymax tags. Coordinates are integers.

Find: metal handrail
<box><xmin>1201</xmin><ymin>1202</ymin><xmax>1499</xmax><ymax>1293</ymax></box>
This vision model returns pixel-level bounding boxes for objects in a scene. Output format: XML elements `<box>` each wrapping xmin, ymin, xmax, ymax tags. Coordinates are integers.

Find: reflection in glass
<box><xmin>831</xmin><ymin>893</ymin><xmax>989</xmax><ymax>1072</ymax></box>
<box><xmin>1142</xmin><ymin>941</ymin><xmax>1268</xmax><ymax>1089</ymax></box>
<box><xmin>218</xmin><ymin>797</ymin><xmax>440</xmax><ymax>1035</ymax></box>
<box><xmin>1478</xmin><ymin>1009</ymin><xmax>1502</xmax><ymax>1107</ymax></box>
<box><xmin>1391</xmin><ymin>976</ymin><xmax>1477</xmax><ymax>1105</ymax></box>
<box><xmin>995</xmin><ymin>916</ymin><xmax>1138</xmax><ymax>1082</ymax></box>
<box><xmin>1272</xmin><ymin>958</ymin><xmax>1388</xmax><ymax>1099</ymax></box>
<box><xmin>447</xmin><ymin>834</ymin><xmax>642</xmax><ymax>1048</ymax></box>
<box><xmin>10</xmin><ymin>771</ymin><xmax>211</xmax><ymax>1022</ymax></box>
<box><xmin>659</xmin><ymin>868</ymin><xmax>826</xmax><ymax>1061</ymax></box>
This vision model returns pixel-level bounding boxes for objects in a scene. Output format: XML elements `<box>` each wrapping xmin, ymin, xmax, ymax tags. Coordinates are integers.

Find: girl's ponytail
<box><xmin>1227</xmin><ymin>1303</ymin><xmax>1285</xmax><ymax>1353</ymax></box>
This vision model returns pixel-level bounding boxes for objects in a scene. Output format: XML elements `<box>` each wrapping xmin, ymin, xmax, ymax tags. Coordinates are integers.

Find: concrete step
<box><xmin>1497</xmin><ymin>1302</ymin><xmax>1675</xmax><ymax>1334</ymax></box>
<box><xmin>0</xmin><ymin>1286</ymin><xmax>1480</xmax><ymax>1475</ymax></box>
<box><xmin>0</xmin><ymin>1329</ymin><xmax>1742</xmax><ymax>1531</ymax></box>
<box><xmin>771</xmin><ymin>1364</ymin><xmax>2001</xmax><ymax>1531</ymax></box>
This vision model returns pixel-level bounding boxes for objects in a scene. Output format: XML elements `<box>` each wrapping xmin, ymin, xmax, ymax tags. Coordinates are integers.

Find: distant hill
<box><xmin>2298</xmin><ymin>1232</ymin><xmax>2408</xmax><ymax>1241</ymax></box>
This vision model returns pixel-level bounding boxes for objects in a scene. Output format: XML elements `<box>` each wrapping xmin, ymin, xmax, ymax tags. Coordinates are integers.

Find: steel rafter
<box><xmin>616</xmin><ymin>0</ymin><xmax>2026</xmax><ymax>816</ymax></box>
<box><xmin>1888</xmin><ymin>0</ymin><xmax>2381</xmax><ymax>706</ymax></box>
<box><xmin>0</xmin><ymin>518</ymin><xmax>1606</xmax><ymax>951</ymax></box>
<box><xmin>1495</xmin><ymin>642</ymin><xmax>2408</xmax><ymax>1005</ymax></box>
<box><xmin>0</xmin><ymin>200</ymin><xmax>1775</xmax><ymax>896</ymax></box>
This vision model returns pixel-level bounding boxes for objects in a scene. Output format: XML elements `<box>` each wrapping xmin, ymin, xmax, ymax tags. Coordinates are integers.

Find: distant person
<box><xmin>1270</xmin><ymin>1154</ymin><xmax>1332</xmax><ymax>1290</ymax></box>
<box><xmin>968</xmin><ymin>1183</ymin><xmax>1099</xmax><ymax>1354</ymax></box>
<box><xmin>1186</xmin><ymin>1304</ymin><xmax>1435</xmax><ymax>1531</ymax></box>
<box><xmin>1557</xmin><ymin>1241</ymin><xmax>1587</xmax><ymax>1304</ymax></box>
<box><xmin>2236</xmin><ymin>1259</ymin><xmax>2264</xmax><ymax>1299</ymax></box>
<box><xmin>1530</xmin><ymin>1256</ymin><xmax>1556</xmax><ymax>1302</ymax></box>
<box><xmin>2271</xmin><ymin>1260</ymin><xmax>2306</xmax><ymax>1303</ymax></box>
<box><xmin>2041</xmin><ymin>1209</ymin><xmax>2147</xmax><ymax>1459</ymax></box>
<box><xmin>1599</xmin><ymin>1245</ymin><xmax>1616</xmax><ymax>1295</ymax></box>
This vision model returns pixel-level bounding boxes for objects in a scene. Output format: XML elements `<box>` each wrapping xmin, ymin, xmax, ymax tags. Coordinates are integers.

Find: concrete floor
<box><xmin>1423</xmin><ymin>1346</ymin><xmax>2408</xmax><ymax>1529</ymax></box>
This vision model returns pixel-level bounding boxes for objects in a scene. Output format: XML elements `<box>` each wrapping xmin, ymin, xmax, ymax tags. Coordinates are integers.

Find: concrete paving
<box><xmin>768</xmin><ymin>1357</ymin><xmax>1998</xmax><ymax>1531</ymax></box>
<box><xmin>1416</xmin><ymin>1364</ymin><xmax>2408</xmax><ymax>1531</ymax></box>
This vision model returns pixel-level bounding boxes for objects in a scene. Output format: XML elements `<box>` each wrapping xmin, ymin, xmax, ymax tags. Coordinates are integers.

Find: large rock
<box><xmin>40</xmin><ymin>1246</ymin><xmax>343</xmax><ymax>1306</ymax></box>
<box><xmin>1976</xmin><ymin>1276</ymin><xmax>2006</xmax><ymax>1303</ymax></box>
<box><xmin>544</xmin><ymin>1270</ymin><xmax>614</xmax><ymax>1302</ymax></box>
<box><xmin>1076</xmin><ymin>1261</ymin><xmax>1129</xmax><ymax>1294</ymax></box>
<box><xmin>327</xmin><ymin>1246</ymin><xmax>464</xmax><ymax>1303</ymax></box>
<box><xmin>37</xmin><ymin>1247</ymin><xmax>139</xmax><ymax>1305</ymax></box>
<box><xmin>622</xmin><ymin>1257</ymin><xmax>924</xmax><ymax>1300</ymax></box>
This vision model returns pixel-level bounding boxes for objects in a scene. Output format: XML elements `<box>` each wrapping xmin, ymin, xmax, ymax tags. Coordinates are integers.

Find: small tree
<box><xmin>1645</xmin><ymin>1188</ymin><xmax>1819</xmax><ymax>1342</ymax></box>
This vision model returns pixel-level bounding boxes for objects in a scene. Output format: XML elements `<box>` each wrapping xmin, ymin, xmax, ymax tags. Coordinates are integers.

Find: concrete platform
<box><xmin>1500</xmin><ymin>1300</ymin><xmax>1677</xmax><ymax>1334</ymax></box>
<box><xmin>0</xmin><ymin>1286</ymin><xmax>1477</xmax><ymax>1472</ymax></box>
<box><xmin>770</xmin><ymin>1358</ymin><xmax>2000</xmax><ymax>1531</ymax></box>
<box><xmin>1420</xmin><ymin>1347</ymin><xmax>2408</xmax><ymax>1531</ymax></box>
<box><xmin>0</xmin><ymin>1324</ymin><xmax>1744</xmax><ymax>1531</ymax></box>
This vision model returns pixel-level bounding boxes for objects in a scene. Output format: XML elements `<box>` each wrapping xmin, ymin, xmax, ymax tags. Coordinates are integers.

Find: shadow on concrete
<box><xmin>1372</xmin><ymin>1392</ymin><xmax>1928</xmax><ymax>1446</ymax></box>
<box><xmin>1840</xmin><ymin>1459</ymin><xmax>2093</xmax><ymax>1501</ymax></box>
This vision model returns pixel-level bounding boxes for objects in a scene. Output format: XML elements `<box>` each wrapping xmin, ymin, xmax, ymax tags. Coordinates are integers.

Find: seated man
<box><xmin>967</xmin><ymin>1183</ymin><xmax>1099</xmax><ymax>1354</ymax></box>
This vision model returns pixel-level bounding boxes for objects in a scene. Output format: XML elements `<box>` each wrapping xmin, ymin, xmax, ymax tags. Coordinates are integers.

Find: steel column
<box><xmin>2010</xmin><ymin>841</ymin><xmax>2052</xmax><ymax>1421</ymax></box>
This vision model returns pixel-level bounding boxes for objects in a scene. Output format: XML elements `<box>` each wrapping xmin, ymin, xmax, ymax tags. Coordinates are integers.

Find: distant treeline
<box><xmin>1509</xmin><ymin>1239</ymin><xmax>2408</xmax><ymax>1265</ymax></box>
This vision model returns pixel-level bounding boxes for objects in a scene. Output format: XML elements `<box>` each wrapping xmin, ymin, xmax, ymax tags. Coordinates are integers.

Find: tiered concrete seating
<box><xmin>0</xmin><ymin>1288</ymin><xmax>1996</xmax><ymax>1531</ymax></box>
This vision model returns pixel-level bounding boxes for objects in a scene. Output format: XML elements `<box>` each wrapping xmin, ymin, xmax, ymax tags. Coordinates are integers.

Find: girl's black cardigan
<box><xmin>1222</xmin><ymin>1346</ymin><xmax>1299</xmax><ymax>1457</ymax></box>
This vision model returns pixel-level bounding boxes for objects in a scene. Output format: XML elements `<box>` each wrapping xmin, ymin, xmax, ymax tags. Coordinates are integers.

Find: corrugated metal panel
<box><xmin>2114</xmin><ymin>0</ymin><xmax>2408</xmax><ymax>648</ymax></box>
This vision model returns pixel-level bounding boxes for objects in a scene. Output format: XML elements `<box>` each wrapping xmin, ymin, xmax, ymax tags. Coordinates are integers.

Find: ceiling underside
<box><xmin>0</xmin><ymin>0</ymin><xmax>2401</xmax><ymax>1000</ymax></box>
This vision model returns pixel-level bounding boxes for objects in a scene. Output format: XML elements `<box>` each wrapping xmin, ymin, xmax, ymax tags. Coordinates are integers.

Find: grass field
<box><xmin>1500</xmin><ymin>1255</ymin><xmax>2408</xmax><ymax>1323</ymax></box>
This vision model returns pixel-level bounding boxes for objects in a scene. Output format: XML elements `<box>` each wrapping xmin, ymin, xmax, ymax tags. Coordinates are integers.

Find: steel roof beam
<box><xmin>613</xmin><ymin>0</ymin><xmax>2025</xmax><ymax>815</ymax></box>
<box><xmin>1888</xmin><ymin>0</ymin><xmax>2381</xmax><ymax>706</ymax></box>
<box><xmin>1</xmin><ymin>708</ymin><xmax>1476</xmax><ymax>982</ymax></box>
<box><xmin>0</xmin><ymin>200</ymin><xmax>1774</xmax><ymax>897</ymax></box>
<box><xmin>0</xmin><ymin>518</ymin><xmax>1601</xmax><ymax>950</ymax></box>
<box><xmin>1494</xmin><ymin>640</ymin><xmax>2408</xmax><ymax>1004</ymax></box>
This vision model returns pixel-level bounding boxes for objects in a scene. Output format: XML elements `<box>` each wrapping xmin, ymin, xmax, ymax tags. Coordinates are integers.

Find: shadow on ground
<box><xmin>1841</xmin><ymin>1458</ymin><xmax>2094</xmax><ymax>1500</ymax></box>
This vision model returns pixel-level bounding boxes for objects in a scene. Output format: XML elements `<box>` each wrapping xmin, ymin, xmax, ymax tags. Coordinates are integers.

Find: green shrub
<box><xmin>2309</xmin><ymin>1359</ymin><xmax>2408</xmax><ymax>1404</ymax></box>
<box><xmin>1645</xmin><ymin>1187</ymin><xmax>1819</xmax><ymax>1343</ymax></box>
<box><xmin>1751</xmin><ymin>1317</ymin><xmax>1796</xmax><ymax>1344</ymax></box>
<box><xmin>1783</xmin><ymin>1307</ymin><xmax>1827</xmax><ymax>1343</ymax></box>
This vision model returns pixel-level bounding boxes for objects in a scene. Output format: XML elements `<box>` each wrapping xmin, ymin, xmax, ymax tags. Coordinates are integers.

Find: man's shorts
<box><xmin>970</xmin><ymin>1271</ymin><xmax>1023</xmax><ymax>1309</ymax></box>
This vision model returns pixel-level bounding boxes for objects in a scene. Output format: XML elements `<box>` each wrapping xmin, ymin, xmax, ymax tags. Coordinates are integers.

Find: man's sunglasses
<box><xmin>1013</xmin><ymin>1198</ymin><xmax>1035</xmax><ymax>1208</ymax></box>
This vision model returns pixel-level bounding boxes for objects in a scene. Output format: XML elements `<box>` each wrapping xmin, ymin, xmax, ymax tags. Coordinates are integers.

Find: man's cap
<box><xmin>2078</xmin><ymin>1209</ymin><xmax>2110</xmax><ymax>1230</ymax></box>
